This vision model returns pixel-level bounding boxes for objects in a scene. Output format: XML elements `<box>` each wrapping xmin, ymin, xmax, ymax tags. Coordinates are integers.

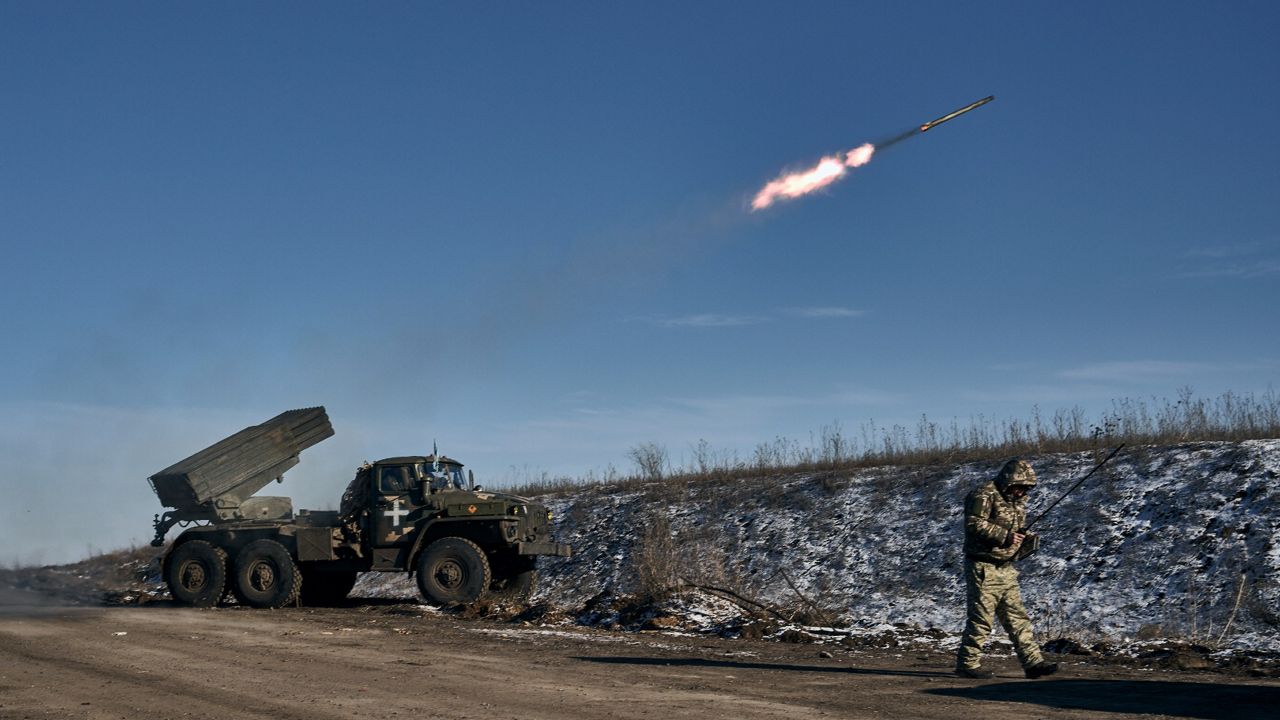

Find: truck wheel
<box><xmin>491</xmin><ymin>557</ymin><xmax>538</xmax><ymax>600</ymax></box>
<box><xmin>232</xmin><ymin>539</ymin><xmax>302</xmax><ymax>608</ymax></box>
<box><xmin>166</xmin><ymin>540</ymin><xmax>227</xmax><ymax>607</ymax></box>
<box><xmin>505</xmin><ymin>569</ymin><xmax>538</xmax><ymax>599</ymax></box>
<box><xmin>299</xmin><ymin>565</ymin><xmax>358</xmax><ymax>606</ymax></box>
<box><xmin>416</xmin><ymin>537</ymin><xmax>491</xmax><ymax>605</ymax></box>
<box><xmin>509</xmin><ymin>566</ymin><xmax>535</xmax><ymax>594</ymax></box>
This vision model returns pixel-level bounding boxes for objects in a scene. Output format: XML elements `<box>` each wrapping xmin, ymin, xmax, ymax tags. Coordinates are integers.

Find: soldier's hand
<box><xmin>1009</xmin><ymin>531</ymin><xmax>1026</xmax><ymax>547</ymax></box>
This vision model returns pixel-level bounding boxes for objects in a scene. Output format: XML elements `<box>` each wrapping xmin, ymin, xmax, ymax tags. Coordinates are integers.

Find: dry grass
<box><xmin>633</xmin><ymin>511</ymin><xmax>679</xmax><ymax>601</ymax></box>
<box><xmin>508</xmin><ymin>388</ymin><xmax>1280</xmax><ymax>497</ymax></box>
<box><xmin>0</xmin><ymin>544</ymin><xmax>162</xmax><ymax>604</ymax></box>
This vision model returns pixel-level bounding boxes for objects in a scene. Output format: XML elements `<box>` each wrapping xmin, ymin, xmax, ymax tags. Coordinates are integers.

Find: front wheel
<box><xmin>416</xmin><ymin>537</ymin><xmax>491</xmax><ymax>605</ymax></box>
<box><xmin>491</xmin><ymin>556</ymin><xmax>538</xmax><ymax>601</ymax></box>
<box><xmin>232</xmin><ymin>539</ymin><xmax>302</xmax><ymax>608</ymax></box>
<box><xmin>503</xmin><ymin>569</ymin><xmax>537</xmax><ymax>600</ymax></box>
<box><xmin>165</xmin><ymin>540</ymin><xmax>227</xmax><ymax>607</ymax></box>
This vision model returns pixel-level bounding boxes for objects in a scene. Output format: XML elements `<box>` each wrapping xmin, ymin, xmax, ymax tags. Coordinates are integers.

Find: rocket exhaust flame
<box><xmin>750</xmin><ymin>143</ymin><xmax>875</xmax><ymax>211</ymax></box>
<box><xmin>750</xmin><ymin>95</ymin><xmax>993</xmax><ymax>212</ymax></box>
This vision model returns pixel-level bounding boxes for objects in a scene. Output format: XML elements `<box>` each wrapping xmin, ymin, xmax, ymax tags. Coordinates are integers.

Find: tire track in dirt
<box><xmin>0</xmin><ymin>621</ymin><xmax>355</xmax><ymax>720</ymax></box>
<box><xmin>4</xmin><ymin>605</ymin><xmax>1279</xmax><ymax>720</ymax></box>
<box><xmin>1</xmin><ymin>607</ymin><xmax>825</xmax><ymax>720</ymax></box>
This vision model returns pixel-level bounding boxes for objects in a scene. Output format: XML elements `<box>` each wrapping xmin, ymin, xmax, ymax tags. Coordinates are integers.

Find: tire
<box><xmin>416</xmin><ymin>537</ymin><xmax>491</xmax><ymax>605</ymax></box>
<box><xmin>506</xmin><ymin>569</ymin><xmax>538</xmax><ymax>600</ymax></box>
<box><xmin>232</xmin><ymin>539</ymin><xmax>302</xmax><ymax>608</ymax></box>
<box><xmin>491</xmin><ymin>556</ymin><xmax>538</xmax><ymax>601</ymax></box>
<box><xmin>298</xmin><ymin>565</ymin><xmax>358</xmax><ymax>606</ymax></box>
<box><xmin>165</xmin><ymin>540</ymin><xmax>227</xmax><ymax>607</ymax></box>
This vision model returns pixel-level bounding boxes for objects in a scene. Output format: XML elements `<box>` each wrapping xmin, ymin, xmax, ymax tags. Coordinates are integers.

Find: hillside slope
<box><xmin>357</xmin><ymin>440</ymin><xmax>1278</xmax><ymax>651</ymax></box>
<box><xmin>531</xmin><ymin>442</ymin><xmax>1277</xmax><ymax>648</ymax></box>
<box><xmin>531</xmin><ymin>441</ymin><xmax>1279</xmax><ymax>650</ymax></box>
<box><xmin>4</xmin><ymin>440</ymin><xmax>1275</xmax><ymax>662</ymax></box>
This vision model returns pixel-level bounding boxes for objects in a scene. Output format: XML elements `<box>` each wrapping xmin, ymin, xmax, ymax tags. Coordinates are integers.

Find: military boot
<box><xmin>955</xmin><ymin>666</ymin><xmax>995</xmax><ymax>679</ymax></box>
<box><xmin>1024</xmin><ymin>662</ymin><xmax>1058</xmax><ymax>679</ymax></box>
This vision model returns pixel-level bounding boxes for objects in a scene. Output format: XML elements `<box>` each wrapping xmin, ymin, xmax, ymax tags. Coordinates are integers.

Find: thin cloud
<box><xmin>648</xmin><ymin>313</ymin><xmax>769</xmax><ymax>328</ymax></box>
<box><xmin>986</xmin><ymin>362</ymin><xmax>1042</xmax><ymax>373</ymax></box>
<box><xmin>785</xmin><ymin>306</ymin><xmax>867</xmax><ymax>319</ymax></box>
<box><xmin>638</xmin><ymin>306</ymin><xmax>866</xmax><ymax>328</ymax></box>
<box><xmin>1059</xmin><ymin>359</ymin><xmax>1278</xmax><ymax>384</ymax></box>
<box><xmin>1173</xmin><ymin>261</ymin><xmax>1280</xmax><ymax>279</ymax></box>
<box><xmin>668</xmin><ymin>387</ymin><xmax>904</xmax><ymax>415</ymax></box>
<box><xmin>1058</xmin><ymin>360</ymin><xmax>1211</xmax><ymax>383</ymax></box>
<box><xmin>1174</xmin><ymin>242</ymin><xmax>1280</xmax><ymax>279</ymax></box>
<box><xmin>1181</xmin><ymin>242</ymin><xmax>1263</xmax><ymax>259</ymax></box>
<box><xmin>958</xmin><ymin>383</ymin><xmax>1114</xmax><ymax>405</ymax></box>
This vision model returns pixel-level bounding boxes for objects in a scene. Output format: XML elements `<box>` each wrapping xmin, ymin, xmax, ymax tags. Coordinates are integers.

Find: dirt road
<box><xmin>1</xmin><ymin>598</ymin><xmax>1276</xmax><ymax>720</ymax></box>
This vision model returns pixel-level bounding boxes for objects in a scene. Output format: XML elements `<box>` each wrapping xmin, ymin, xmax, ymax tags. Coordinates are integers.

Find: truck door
<box><xmin>373</xmin><ymin>464</ymin><xmax>421</xmax><ymax>548</ymax></box>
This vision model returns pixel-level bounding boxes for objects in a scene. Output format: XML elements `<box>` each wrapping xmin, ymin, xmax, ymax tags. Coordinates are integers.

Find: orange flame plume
<box><xmin>751</xmin><ymin>143</ymin><xmax>875</xmax><ymax>211</ymax></box>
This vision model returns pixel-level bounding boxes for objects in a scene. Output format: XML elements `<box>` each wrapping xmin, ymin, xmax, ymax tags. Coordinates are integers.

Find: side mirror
<box><xmin>468</xmin><ymin>470</ymin><xmax>477</xmax><ymax>491</ymax></box>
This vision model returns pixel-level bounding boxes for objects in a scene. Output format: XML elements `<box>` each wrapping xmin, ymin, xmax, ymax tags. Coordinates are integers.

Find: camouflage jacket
<box><xmin>963</xmin><ymin>480</ymin><xmax>1027</xmax><ymax>563</ymax></box>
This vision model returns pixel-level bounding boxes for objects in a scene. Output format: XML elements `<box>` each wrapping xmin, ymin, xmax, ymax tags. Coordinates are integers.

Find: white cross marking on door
<box><xmin>384</xmin><ymin>498</ymin><xmax>410</xmax><ymax>527</ymax></box>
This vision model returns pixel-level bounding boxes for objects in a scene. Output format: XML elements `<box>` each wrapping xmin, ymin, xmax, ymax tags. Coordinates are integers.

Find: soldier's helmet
<box><xmin>995</xmin><ymin>458</ymin><xmax>1037</xmax><ymax>489</ymax></box>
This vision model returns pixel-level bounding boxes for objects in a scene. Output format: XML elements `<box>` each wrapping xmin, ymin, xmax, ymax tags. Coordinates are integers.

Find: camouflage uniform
<box><xmin>956</xmin><ymin>459</ymin><xmax>1046</xmax><ymax>672</ymax></box>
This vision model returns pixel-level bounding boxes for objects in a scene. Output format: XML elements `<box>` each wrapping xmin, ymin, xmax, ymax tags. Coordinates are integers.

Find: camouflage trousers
<box><xmin>956</xmin><ymin>559</ymin><xmax>1045</xmax><ymax>670</ymax></box>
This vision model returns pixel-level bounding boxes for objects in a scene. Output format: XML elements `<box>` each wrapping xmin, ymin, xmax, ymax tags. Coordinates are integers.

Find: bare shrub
<box><xmin>690</xmin><ymin>438</ymin><xmax>712</xmax><ymax>475</ymax></box>
<box><xmin>819</xmin><ymin>421</ymin><xmax>848</xmax><ymax>467</ymax></box>
<box><xmin>514</xmin><ymin>388</ymin><xmax>1280</xmax><ymax>500</ymax></box>
<box><xmin>629</xmin><ymin>442</ymin><xmax>669</xmax><ymax>482</ymax></box>
<box><xmin>753</xmin><ymin>436</ymin><xmax>800</xmax><ymax>471</ymax></box>
<box><xmin>631</xmin><ymin>509</ymin><xmax>742</xmax><ymax>602</ymax></box>
<box><xmin>633</xmin><ymin>512</ymin><xmax>679</xmax><ymax>600</ymax></box>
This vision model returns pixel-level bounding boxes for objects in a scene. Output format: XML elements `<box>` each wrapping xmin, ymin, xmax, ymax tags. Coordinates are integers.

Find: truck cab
<box><xmin>350</xmin><ymin>456</ymin><xmax>567</xmax><ymax>602</ymax></box>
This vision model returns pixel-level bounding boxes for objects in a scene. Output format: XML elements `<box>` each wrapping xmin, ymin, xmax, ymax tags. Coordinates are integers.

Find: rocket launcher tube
<box><xmin>148</xmin><ymin>407</ymin><xmax>333</xmax><ymax>545</ymax></box>
<box><xmin>148</xmin><ymin>407</ymin><xmax>333</xmax><ymax>510</ymax></box>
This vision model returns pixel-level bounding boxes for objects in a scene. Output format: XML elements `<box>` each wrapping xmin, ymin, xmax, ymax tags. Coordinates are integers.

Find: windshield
<box><xmin>421</xmin><ymin>463</ymin><xmax>467</xmax><ymax>491</ymax></box>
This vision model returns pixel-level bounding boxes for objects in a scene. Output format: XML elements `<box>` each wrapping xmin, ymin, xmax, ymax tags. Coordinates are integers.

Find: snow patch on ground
<box><xmin>355</xmin><ymin>441</ymin><xmax>1280</xmax><ymax>654</ymax></box>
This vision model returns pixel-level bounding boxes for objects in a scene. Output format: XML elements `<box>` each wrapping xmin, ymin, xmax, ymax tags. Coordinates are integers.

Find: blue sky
<box><xmin>2</xmin><ymin>2</ymin><xmax>1277</xmax><ymax>564</ymax></box>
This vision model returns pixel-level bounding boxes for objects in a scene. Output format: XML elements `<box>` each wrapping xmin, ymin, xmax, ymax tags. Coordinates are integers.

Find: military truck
<box><xmin>148</xmin><ymin>407</ymin><xmax>570</xmax><ymax>608</ymax></box>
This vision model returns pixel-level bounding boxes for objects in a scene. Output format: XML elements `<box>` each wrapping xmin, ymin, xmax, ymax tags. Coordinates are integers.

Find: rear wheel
<box><xmin>232</xmin><ymin>539</ymin><xmax>302</xmax><ymax>608</ymax></box>
<box><xmin>299</xmin><ymin>564</ymin><xmax>358</xmax><ymax>606</ymax></box>
<box><xmin>165</xmin><ymin>540</ymin><xmax>227</xmax><ymax>607</ymax></box>
<box><xmin>416</xmin><ymin>537</ymin><xmax>491</xmax><ymax>605</ymax></box>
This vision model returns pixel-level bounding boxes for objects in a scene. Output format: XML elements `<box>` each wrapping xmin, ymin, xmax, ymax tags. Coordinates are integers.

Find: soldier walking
<box><xmin>955</xmin><ymin>458</ymin><xmax>1059</xmax><ymax>679</ymax></box>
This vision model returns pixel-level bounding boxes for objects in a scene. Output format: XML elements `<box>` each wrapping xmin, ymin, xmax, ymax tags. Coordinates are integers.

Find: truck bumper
<box><xmin>516</xmin><ymin>541</ymin><xmax>572</xmax><ymax>557</ymax></box>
